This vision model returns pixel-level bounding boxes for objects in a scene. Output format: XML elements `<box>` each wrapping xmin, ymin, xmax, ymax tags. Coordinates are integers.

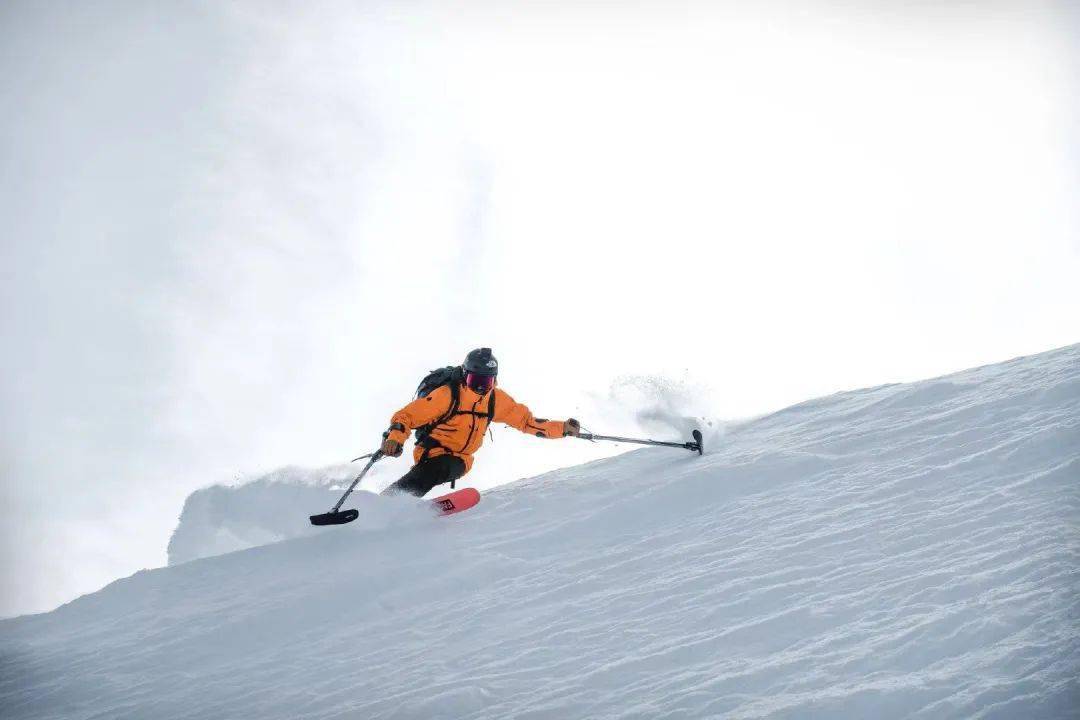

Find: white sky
<box><xmin>2</xmin><ymin>0</ymin><xmax>1077</xmax><ymax>617</ymax></box>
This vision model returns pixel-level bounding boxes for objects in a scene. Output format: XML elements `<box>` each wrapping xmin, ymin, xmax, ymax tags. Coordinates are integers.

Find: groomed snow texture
<box><xmin>2</xmin><ymin>345</ymin><xmax>1078</xmax><ymax>719</ymax></box>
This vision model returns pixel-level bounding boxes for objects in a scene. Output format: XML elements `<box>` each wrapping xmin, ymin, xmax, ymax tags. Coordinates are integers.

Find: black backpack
<box><xmin>413</xmin><ymin>366</ymin><xmax>496</xmax><ymax>487</ymax></box>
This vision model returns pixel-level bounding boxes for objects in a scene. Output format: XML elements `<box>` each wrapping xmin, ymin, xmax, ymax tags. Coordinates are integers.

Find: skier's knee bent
<box><xmin>384</xmin><ymin>454</ymin><xmax>466</xmax><ymax>497</ymax></box>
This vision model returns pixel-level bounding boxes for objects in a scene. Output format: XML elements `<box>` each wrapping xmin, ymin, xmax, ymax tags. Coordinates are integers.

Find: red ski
<box><xmin>431</xmin><ymin>487</ymin><xmax>480</xmax><ymax>516</ymax></box>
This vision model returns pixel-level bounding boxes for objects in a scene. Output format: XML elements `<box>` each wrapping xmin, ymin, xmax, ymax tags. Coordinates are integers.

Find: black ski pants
<box><xmin>384</xmin><ymin>454</ymin><xmax>466</xmax><ymax>497</ymax></box>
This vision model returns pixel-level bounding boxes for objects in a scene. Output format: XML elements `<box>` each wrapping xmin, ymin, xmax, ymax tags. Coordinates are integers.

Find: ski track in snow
<box><xmin>2</xmin><ymin>345</ymin><xmax>1078</xmax><ymax>719</ymax></box>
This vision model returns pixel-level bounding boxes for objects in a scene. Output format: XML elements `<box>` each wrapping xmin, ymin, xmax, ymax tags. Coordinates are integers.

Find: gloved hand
<box><xmin>380</xmin><ymin>437</ymin><xmax>403</xmax><ymax>457</ymax></box>
<box><xmin>563</xmin><ymin>418</ymin><xmax>581</xmax><ymax>437</ymax></box>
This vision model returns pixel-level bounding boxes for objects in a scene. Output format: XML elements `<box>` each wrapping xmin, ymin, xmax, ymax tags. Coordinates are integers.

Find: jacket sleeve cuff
<box><xmin>536</xmin><ymin>420</ymin><xmax>566</xmax><ymax>438</ymax></box>
<box><xmin>385</xmin><ymin>421</ymin><xmax>409</xmax><ymax>445</ymax></box>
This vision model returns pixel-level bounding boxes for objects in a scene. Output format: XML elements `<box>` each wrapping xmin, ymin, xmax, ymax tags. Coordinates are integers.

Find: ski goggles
<box><xmin>465</xmin><ymin>372</ymin><xmax>496</xmax><ymax>394</ymax></box>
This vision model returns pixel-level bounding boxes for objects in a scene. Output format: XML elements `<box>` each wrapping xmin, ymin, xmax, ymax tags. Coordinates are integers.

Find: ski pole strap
<box><xmin>578</xmin><ymin>432</ymin><xmax>702</xmax><ymax>453</ymax></box>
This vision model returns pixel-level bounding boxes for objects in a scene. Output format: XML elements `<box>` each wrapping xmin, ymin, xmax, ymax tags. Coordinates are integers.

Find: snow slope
<box><xmin>2</xmin><ymin>345</ymin><xmax>1078</xmax><ymax>719</ymax></box>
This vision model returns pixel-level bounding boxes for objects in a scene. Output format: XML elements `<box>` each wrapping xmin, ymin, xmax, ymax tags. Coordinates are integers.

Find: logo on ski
<box><xmin>432</xmin><ymin>487</ymin><xmax>481</xmax><ymax>516</ymax></box>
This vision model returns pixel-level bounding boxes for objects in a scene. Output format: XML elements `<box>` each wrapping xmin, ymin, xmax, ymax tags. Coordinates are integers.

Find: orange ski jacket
<box><xmin>385</xmin><ymin>384</ymin><xmax>568</xmax><ymax>474</ymax></box>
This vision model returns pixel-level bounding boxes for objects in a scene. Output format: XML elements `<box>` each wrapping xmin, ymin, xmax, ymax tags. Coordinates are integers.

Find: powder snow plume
<box><xmin>599</xmin><ymin>373</ymin><xmax>726</xmax><ymax>449</ymax></box>
<box><xmin>166</xmin><ymin>463</ymin><xmax>411</xmax><ymax>565</ymax></box>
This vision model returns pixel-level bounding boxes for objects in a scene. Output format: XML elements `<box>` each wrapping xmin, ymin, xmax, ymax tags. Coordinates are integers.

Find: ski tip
<box><xmin>309</xmin><ymin>508</ymin><xmax>360</xmax><ymax>526</ymax></box>
<box><xmin>692</xmin><ymin>429</ymin><xmax>704</xmax><ymax>455</ymax></box>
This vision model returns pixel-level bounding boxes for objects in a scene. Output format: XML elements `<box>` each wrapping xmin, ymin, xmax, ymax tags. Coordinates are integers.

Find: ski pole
<box><xmin>577</xmin><ymin>429</ymin><xmax>703</xmax><ymax>455</ymax></box>
<box><xmin>310</xmin><ymin>451</ymin><xmax>384</xmax><ymax>526</ymax></box>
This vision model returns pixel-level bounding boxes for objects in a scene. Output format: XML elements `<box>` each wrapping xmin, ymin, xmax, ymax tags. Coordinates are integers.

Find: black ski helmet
<box><xmin>463</xmin><ymin>347</ymin><xmax>498</xmax><ymax>377</ymax></box>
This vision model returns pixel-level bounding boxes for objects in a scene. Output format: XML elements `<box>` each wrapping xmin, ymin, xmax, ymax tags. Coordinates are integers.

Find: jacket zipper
<box><xmin>461</xmin><ymin>395</ymin><xmax>483</xmax><ymax>452</ymax></box>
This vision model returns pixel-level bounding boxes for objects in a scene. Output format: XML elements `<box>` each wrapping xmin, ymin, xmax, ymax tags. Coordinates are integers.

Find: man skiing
<box><xmin>380</xmin><ymin>348</ymin><xmax>580</xmax><ymax>497</ymax></box>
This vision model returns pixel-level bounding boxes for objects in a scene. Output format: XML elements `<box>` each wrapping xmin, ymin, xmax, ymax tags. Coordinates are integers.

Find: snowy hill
<box><xmin>2</xmin><ymin>345</ymin><xmax>1078</xmax><ymax>719</ymax></box>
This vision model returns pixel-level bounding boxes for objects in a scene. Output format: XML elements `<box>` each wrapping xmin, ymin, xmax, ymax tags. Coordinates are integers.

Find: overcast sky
<box><xmin>2</xmin><ymin>0</ymin><xmax>1077</xmax><ymax>618</ymax></box>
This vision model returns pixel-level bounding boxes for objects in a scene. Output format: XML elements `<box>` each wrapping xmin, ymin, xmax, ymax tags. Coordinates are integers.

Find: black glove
<box><xmin>563</xmin><ymin>418</ymin><xmax>581</xmax><ymax>437</ymax></box>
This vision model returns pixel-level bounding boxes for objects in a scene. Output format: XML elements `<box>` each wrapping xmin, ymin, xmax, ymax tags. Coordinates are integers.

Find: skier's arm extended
<box><xmin>493</xmin><ymin>388</ymin><xmax>577</xmax><ymax>438</ymax></box>
<box><xmin>384</xmin><ymin>385</ymin><xmax>453</xmax><ymax>446</ymax></box>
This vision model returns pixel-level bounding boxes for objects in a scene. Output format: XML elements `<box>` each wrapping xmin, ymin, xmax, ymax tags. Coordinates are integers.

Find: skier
<box><xmin>380</xmin><ymin>348</ymin><xmax>580</xmax><ymax>496</ymax></box>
